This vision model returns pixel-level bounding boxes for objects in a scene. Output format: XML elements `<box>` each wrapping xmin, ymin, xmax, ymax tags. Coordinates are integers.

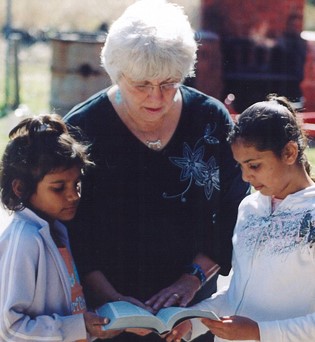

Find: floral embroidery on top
<box><xmin>163</xmin><ymin>123</ymin><xmax>220</xmax><ymax>202</ymax></box>
<box><xmin>299</xmin><ymin>212</ymin><xmax>315</xmax><ymax>244</ymax></box>
<box><xmin>236</xmin><ymin>209</ymin><xmax>315</xmax><ymax>257</ymax></box>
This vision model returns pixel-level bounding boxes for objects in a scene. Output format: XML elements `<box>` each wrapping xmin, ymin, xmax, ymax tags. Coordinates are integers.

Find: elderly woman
<box><xmin>64</xmin><ymin>1</ymin><xmax>249</xmax><ymax>341</ymax></box>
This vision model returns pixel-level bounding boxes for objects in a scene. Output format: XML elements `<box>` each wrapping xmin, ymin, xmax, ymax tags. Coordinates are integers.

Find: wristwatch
<box><xmin>184</xmin><ymin>263</ymin><xmax>207</xmax><ymax>286</ymax></box>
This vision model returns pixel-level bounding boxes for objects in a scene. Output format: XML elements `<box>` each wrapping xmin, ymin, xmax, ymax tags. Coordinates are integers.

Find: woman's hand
<box><xmin>145</xmin><ymin>274</ymin><xmax>200</xmax><ymax>312</ymax></box>
<box><xmin>201</xmin><ymin>315</ymin><xmax>260</xmax><ymax>341</ymax></box>
<box><xmin>83</xmin><ymin>311</ymin><xmax>123</xmax><ymax>339</ymax></box>
<box><xmin>84</xmin><ymin>270</ymin><xmax>153</xmax><ymax>312</ymax></box>
<box><xmin>165</xmin><ymin>320</ymin><xmax>192</xmax><ymax>342</ymax></box>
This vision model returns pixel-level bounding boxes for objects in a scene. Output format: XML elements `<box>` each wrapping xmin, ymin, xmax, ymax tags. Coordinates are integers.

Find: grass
<box><xmin>1</xmin><ymin>41</ymin><xmax>51</xmax><ymax>116</ymax></box>
<box><xmin>0</xmin><ymin>0</ymin><xmax>200</xmax><ymax>33</ymax></box>
<box><xmin>305</xmin><ymin>2</ymin><xmax>315</xmax><ymax>30</ymax></box>
<box><xmin>0</xmin><ymin>0</ymin><xmax>200</xmax><ymax>117</ymax></box>
<box><xmin>0</xmin><ymin>1</ymin><xmax>314</xmax><ymax>113</ymax></box>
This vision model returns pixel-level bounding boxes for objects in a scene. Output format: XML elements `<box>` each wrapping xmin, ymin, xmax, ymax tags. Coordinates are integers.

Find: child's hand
<box><xmin>83</xmin><ymin>311</ymin><xmax>123</xmax><ymax>339</ymax></box>
<box><xmin>164</xmin><ymin>320</ymin><xmax>192</xmax><ymax>342</ymax></box>
<box><xmin>201</xmin><ymin>315</ymin><xmax>260</xmax><ymax>341</ymax></box>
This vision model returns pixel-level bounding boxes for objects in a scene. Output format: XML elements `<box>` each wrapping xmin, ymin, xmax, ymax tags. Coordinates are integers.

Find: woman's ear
<box><xmin>12</xmin><ymin>179</ymin><xmax>24</xmax><ymax>199</ymax></box>
<box><xmin>282</xmin><ymin>141</ymin><xmax>298</xmax><ymax>165</ymax></box>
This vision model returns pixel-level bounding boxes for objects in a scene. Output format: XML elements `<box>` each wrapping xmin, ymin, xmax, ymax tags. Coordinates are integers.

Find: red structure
<box><xmin>301</xmin><ymin>31</ymin><xmax>315</xmax><ymax>112</ymax></box>
<box><xmin>196</xmin><ymin>0</ymin><xmax>315</xmax><ymax>114</ymax></box>
<box><xmin>201</xmin><ymin>0</ymin><xmax>305</xmax><ymax>38</ymax></box>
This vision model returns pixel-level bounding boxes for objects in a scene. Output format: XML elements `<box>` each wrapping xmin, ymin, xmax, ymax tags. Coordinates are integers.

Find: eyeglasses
<box><xmin>122</xmin><ymin>75</ymin><xmax>181</xmax><ymax>95</ymax></box>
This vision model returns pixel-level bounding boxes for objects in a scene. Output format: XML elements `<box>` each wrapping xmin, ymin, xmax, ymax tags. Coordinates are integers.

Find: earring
<box><xmin>115</xmin><ymin>89</ymin><xmax>122</xmax><ymax>105</ymax></box>
<box><xmin>173</xmin><ymin>89</ymin><xmax>180</xmax><ymax>102</ymax></box>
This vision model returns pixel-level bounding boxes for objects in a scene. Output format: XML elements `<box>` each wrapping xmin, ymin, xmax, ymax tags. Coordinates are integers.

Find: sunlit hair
<box><xmin>101</xmin><ymin>0</ymin><xmax>197</xmax><ymax>83</ymax></box>
<box><xmin>0</xmin><ymin>114</ymin><xmax>93</xmax><ymax>211</ymax></box>
<box><xmin>228</xmin><ymin>94</ymin><xmax>312</xmax><ymax>176</ymax></box>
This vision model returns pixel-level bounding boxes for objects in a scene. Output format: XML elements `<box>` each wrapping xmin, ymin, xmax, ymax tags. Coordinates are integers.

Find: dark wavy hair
<box><xmin>228</xmin><ymin>94</ymin><xmax>312</xmax><ymax>176</ymax></box>
<box><xmin>0</xmin><ymin>114</ymin><xmax>93</xmax><ymax>211</ymax></box>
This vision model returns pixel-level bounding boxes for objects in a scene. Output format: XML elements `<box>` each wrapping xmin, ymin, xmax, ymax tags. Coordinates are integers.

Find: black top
<box><xmin>64</xmin><ymin>85</ymin><xmax>249</xmax><ymax>302</ymax></box>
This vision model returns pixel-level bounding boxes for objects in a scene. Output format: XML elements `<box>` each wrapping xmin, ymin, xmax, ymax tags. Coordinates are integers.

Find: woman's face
<box><xmin>118</xmin><ymin>74</ymin><xmax>181</xmax><ymax>124</ymax></box>
<box><xmin>231</xmin><ymin>139</ymin><xmax>297</xmax><ymax>199</ymax></box>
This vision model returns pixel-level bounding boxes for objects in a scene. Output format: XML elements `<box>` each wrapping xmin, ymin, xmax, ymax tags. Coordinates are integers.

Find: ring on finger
<box><xmin>173</xmin><ymin>293</ymin><xmax>180</xmax><ymax>299</ymax></box>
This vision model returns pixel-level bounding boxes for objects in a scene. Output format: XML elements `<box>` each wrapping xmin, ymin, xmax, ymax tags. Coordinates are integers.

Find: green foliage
<box><xmin>307</xmin><ymin>145</ymin><xmax>315</xmax><ymax>167</ymax></box>
<box><xmin>0</xmin><ymin>105</ymin><xmax>8</xmax><ymax>119</ymax></box>
<box><xmin>305</xmin><ymin>2</ymin><xmax>315</xmax><ymax>30</ymax></box>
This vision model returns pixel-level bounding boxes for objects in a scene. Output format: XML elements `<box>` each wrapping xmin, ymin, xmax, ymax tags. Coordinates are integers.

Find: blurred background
<box><xmin>0</xmin><ymin>0</ymin><xmax>199</xmax><ymax>151</ymax></box>
<box><xmin>0</xmin><ymin>0</ymin><xmax>315</xmax><ymax>288</ymax></box>
<box><xmin>0</xmin><ymin>0</ymin><xmax>314</xmax><ymax>159</ymax></box>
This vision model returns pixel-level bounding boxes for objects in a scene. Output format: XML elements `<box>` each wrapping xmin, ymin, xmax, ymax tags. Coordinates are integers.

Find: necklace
<box><xmin>146</xmin><ymin>139</ymin><xmax>162</xmax><ymax>150</ymax></box>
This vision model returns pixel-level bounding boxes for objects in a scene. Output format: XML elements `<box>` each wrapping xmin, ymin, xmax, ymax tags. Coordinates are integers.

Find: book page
<box><xmin>156</xmin><ymin>307</ymin><xmax>188</xmax><ymax>325</ymax></box>
<box><xmin>97</xmin><ymin>301</ymin><xmax>167</xmax><ymax>333</ymax></box>
<box><xmin>105</xmin><ymin>301</ymin><xmax>154</xmax><ymax>318</ymax></box>
<box><xmin>157</xmin><ymin>306</ymin><xmax>221</xmax><ymax>330</ymax></box>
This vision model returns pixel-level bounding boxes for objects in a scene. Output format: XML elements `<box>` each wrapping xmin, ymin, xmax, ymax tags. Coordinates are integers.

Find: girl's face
<box><xmin>231</xmin><ymin>139</ymin><xmax>297</xmax><ymax>199</ymax></box>
<box><xmin>29</xmin><ymin>165</ymin><xmax>81</xmax><ymax>223</ymax></box>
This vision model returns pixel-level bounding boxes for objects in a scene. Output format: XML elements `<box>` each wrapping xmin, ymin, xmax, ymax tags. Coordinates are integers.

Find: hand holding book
<box><xmin>96</xmin><ymin>301</ymin><xmax>220</xmax><ymax>335</ymax></box>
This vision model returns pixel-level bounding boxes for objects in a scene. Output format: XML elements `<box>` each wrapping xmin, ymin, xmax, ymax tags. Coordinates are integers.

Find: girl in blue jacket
<box><xmin>0</xmin><ymin>114</ymin><xmax>120</xmax><ymax>341</ymax></box>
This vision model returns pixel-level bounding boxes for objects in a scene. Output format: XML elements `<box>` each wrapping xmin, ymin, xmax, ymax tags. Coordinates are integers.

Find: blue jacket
<box><xmin>0</xmin><ymin>208</ymin><xmax>89</xmax><ymax>341</ymax></box>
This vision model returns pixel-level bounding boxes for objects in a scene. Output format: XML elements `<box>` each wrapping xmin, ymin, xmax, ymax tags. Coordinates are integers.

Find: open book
<box><xmin>96</xmin><ymin>301</ymin><xmax>220</xmax><ymax>334</ymax></box>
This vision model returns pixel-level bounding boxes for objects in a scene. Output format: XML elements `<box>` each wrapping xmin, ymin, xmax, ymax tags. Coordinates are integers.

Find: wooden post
<box><xmin>12</xmin><ymin>34</ymin><xmax>20</xmax><ymax>109</ymax></box>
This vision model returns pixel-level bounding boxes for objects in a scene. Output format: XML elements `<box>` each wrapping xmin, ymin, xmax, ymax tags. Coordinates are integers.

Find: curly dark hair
<box><xmin>0</xmin><ymin>114</ymin><xmax>93</xmax><ymax>211</ymax></box>
<box><xmin>228</xmin><ymin>94</ymin><xmax>312</xmax><ymax>176</ymax></box>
